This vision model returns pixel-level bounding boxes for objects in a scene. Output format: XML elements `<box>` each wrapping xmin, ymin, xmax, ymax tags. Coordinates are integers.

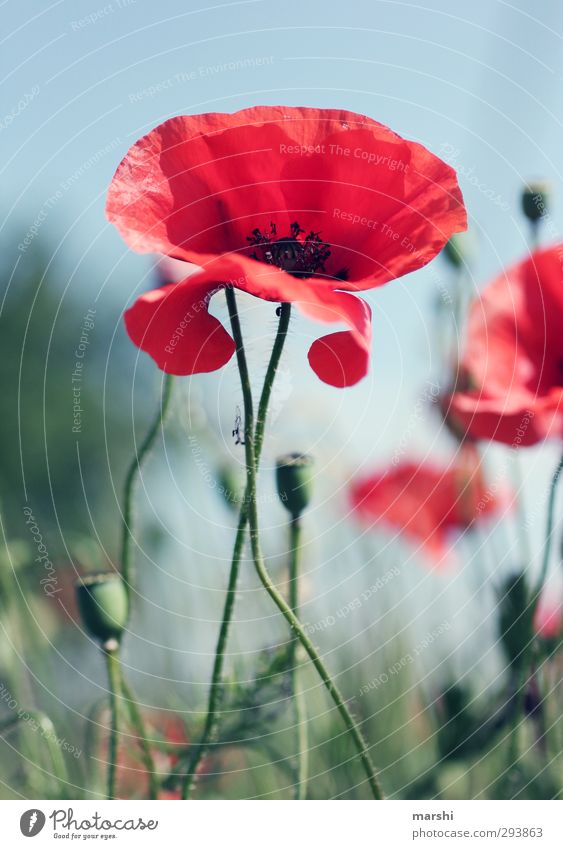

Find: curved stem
<box><xmin>105</xmin><ymin>644</ymin><xmax>122</xmax><ymax>800</ymax></box>
<box><xmin>249</xmin><ymin>512</ymin><xmax>383</xmax><ymax>798</ymax></box>
<box><xmin>120</xmin><ymin>676</ymin><xmax>158</xmax><ymax>799</ymax></box>
<box><xmin>288</xmin><ymin>515</ymin><xmax>308</xmax><ymax>799</ymax></box>
<box><xmin>227</xmin><ymin>288</ymin><xmax>384</xmax><ymax>800</ymax></box>
<box><xmin>254</xmin><ymin>303</ymin><xmax>291</xmax><ymax>458</ymax></box>
<box><xmin>0</xmin><ymin>711</ymin><xmax>68</xmax><ymax>796</ymax></box>
<box><xmin>179</xmin><ymin>296</ymin><xmax>291</xmax><ymax>799</ymax></box>
<box><xmin>181</xmin><ymin>509</ymin><xmax>246</xmax><ymax>799</ymax></box>
<box><xmin>534</xmin><ymin>453</ymin><xmax>563</xmax><ymax>603</ymax></box>
<box><xmin>121</xmin><ymin>373</ymin><xmax>174</xmax><ymax>597</ymax></box>
<box><xmin>116</xmin><ymin>373</ymin><xmax>173</xmax><ymax>800</ymax></box>
<box><xmin>507</xmin><ymin>452</ymin><xmax>563</xmax><ymax>774</ymax></box>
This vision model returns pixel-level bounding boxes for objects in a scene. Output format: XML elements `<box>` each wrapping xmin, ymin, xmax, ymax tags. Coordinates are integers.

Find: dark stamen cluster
<box><xmin>247</xmin><ymin>221</ymin><xmax>332</xmax><ymax>277</ymax></box>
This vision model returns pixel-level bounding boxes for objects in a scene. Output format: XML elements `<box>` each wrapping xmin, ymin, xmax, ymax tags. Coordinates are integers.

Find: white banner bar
<box><xmin>1</xmin><ymin>800</ymin><xmax>562</xmax><ymax>847</ymax></box>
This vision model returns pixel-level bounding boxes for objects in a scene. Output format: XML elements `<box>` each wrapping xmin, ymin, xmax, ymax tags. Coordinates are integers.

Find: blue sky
<box><xmin>2</xmin><ymin>0</ymin><xmax>563</xmax><ymax>555</ymax></box>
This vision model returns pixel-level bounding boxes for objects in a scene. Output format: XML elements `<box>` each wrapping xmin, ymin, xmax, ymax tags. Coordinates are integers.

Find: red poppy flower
<box><xmin>349</xmin><ymin>448</ymin><xmax>502</xmax><ymax>566</ymax></box>
<box><xmin>446</xmin><ymin>244</ymin><xmax>563</xmax><ymax>444</ymax></box>
<box><xmin>534</xmin><ymin>597</ymin><xmax>562</xmax><ymax>640</ymax></box>
<box><xmin>107</xmin><ymin>106</ymin><xmax>466</xmax><ymax>387</ymax></box>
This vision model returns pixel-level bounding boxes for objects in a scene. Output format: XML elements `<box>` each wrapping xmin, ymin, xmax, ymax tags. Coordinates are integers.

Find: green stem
<box><xmin>0</xmin><ymin>711</ymin><xmax>68</xmax><ymax>796</ymax></box>
<box><xmin>255</xmin><ymin>303</ymin><xmax>291</xmax><ymax>459</ymax></box>
<box><xmin>121</xmin><ymin>373</ymin><xmax>174</xmax><ymax>598</ymax></box>
<box><xmin>117</xmin><ymin>374</ymin><xmax>172</xmax><ymax>799</ymax></box>
<box><xmin>288</xmin><ymin>515</ymin><xmax>308</xmax><ymax>800</ymax></box>
<box><xmin>105</xmin><ymin>643</ymin><xmax>122</xmax><ymax>800</ymax></box>
<box><xmin>533</xmin><ymin>454</ymin><xmax>563</xmax><ymax>604</ymax></box>
<box><xmin>227</xmin><ymin>288</ymin><xmax>384</xmax><ymax>800</ymax></box>
<box><xmin>179</xmin><ymin>296</ymin><xmax>291</xmax><ymax>799</ymax></box>
<box><xmin>507</xmin><ymin>452</ymin><xmax>563</xmax><ymax>774</ymax></box>
<box><xmin>180</xmin><ymin>509</ymin><xmax>246</xmax><ymax>799</ymax></box>
<box><xmin>120</xmin><ymin>676</ymin><xmax>158</xmax><ymax>799</ymax></box>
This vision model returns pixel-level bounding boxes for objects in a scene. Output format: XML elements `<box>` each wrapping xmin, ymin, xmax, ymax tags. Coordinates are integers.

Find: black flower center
<box><xmin>247</xmin><ymin>221</ymin><xmax>333</xmax><ymax>278</ymax></box>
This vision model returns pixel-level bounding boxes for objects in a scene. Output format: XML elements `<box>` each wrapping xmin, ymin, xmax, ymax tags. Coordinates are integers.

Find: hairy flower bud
<box><xmin>521</xmin><ymin>181</ymin><xmax>550</xmax><ymax>223</ymax></box>
<box><xmin>76</xmin><ymin>573</ymin><xmax>129</xmax><ymax>644</ymax></box>
<box><xmin>275</xmin><ymin>453</ymin><xmax>314</xmax><ymax>518</ymax></box>
<box><xmin>442</xmin><ymin>232</ymin><xmax>473</xmax><ymax>269</ymax></box>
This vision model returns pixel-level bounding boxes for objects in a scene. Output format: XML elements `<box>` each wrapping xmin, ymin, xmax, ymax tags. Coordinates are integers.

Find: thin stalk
<box><xmin>288</xmin><ymin>515</ymin><xmax>308</xmax><ymax>800</ymax></box>
<box><xmin>117</xmin><ymin>373</ymin><xmax>173</xmax><ymax>799</ymax></box>
<box><xmin>121</xmin><ymin>373</ymin><xmax>174</xmax><ymax>597</ymax></box>
<box><xmin>120</xmin><ymin>676</ymin><xmax>158</xmax><ymax>799</ymax></box>
<box><xmin>255</xmin><ymin>303</ymin><xmax>291</xmax><ymax>458</ymax></box>
<box><xmin>507</xmin><ymin>452</ymin><xmax>563</xmax><ymax>774</ymax></box>
<box><xmin>180</xmin><ymin>510</ymin><xmax>246</xmax><ymax>799</ymax></box>
<box><xmin>179</xmin><ymin>296</ymin><xmax>291</xmax><ymax>799</ymax></box>
<box><xmin>533</xmin><ymin>454</ymin><xmax>563</xmax><ymax>603</ymax></box>
<box><xmin>227</xmin><ymin>288</ymin><xmax>384</xmax><ymax>800</ymax></box>
<box><xmin>104</xmin><ymin>643</ymin><xmax>122</xmax><ymax>800</ymax></box>
<box><xmin>0</xmin><ymin>711</ymin><xmax>68</xmax><ymax>796</ymax></box>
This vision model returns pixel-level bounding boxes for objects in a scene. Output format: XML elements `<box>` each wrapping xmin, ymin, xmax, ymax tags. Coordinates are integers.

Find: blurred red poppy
<box><xmin>107</xmin><ymin>106</ymin><xmax>465</xmax><ymax>387</ymax></box>
<box><xmin>534</xmin><ymin>597</ymin><xmax>562</xmax><ymax>640</ymax></box>
<box><xmin>349</xmin><ymin>447</ymin><xmax>502</xmax><ymax>566</ymax></box>
<box><xmin>445</xmin><ymin>244</ymin><xmax>563</xmax><ymax>445</ymax></box>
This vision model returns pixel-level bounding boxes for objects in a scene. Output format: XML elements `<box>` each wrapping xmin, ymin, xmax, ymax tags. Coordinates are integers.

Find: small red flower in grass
<box><xmin>349</xmin><ymin>447</ymin><xmax>502</xmax><ymax>566</ymax></box>
<box><xmin>445</xmin><ymin>244</ymin><xmax>563</xmax><ymax>445</ymax></box>
<box><xmin>107</xmin><ymin>106</ymin><xmax>466</xmax><ymax>387</ymax></box>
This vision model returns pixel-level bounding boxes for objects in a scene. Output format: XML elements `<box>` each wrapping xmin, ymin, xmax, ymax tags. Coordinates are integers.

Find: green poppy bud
<box><xmin>521</xmin><ymin>181</ymin><xmax>550</xmax><ymax>223</ymax></box>
<box><xmin>497</xmin><ymin>571</ymin><xmax>534</xmax><ymax>670</ymax></box>
<box><xmin>442</xmin><ymin>232</ymin><xmax>473</xmax><ymax>269</ymax></box>
<box><xmin>76</xmin><ymin>573</ymin><xmax>129</xmax><ymax>645</ymax></box>
<box><xmin>276</xmin><ymin>453</ymin><xmax>314</xmax><ymax>518</ymax></box>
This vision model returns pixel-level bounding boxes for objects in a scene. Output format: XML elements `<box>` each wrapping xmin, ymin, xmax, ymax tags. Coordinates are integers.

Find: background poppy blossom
<box><xmin>534</xmin><ymin>597</ymin><xmax>562</xmax><ymax>640</ymax></box>
<box><xmin>446</xmin><ymin>244</ymin><xmax>563</xmax><ymax>445</ymax></box>
<box><xmin>107</xmin><ymin>106</ymin><xmax>466</xmax><ymax>387</ymax></box>
<box><xmin>349</xmin><ymin>448</ymin><xmax>502</xmax><ymax>566</ymax></box>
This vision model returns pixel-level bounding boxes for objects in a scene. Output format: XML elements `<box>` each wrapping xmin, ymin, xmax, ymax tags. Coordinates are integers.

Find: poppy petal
<box><xmin>124</xmin><ymin>279</ymin><xmax>235</xmax><ymax>375</ymax></box>
<box><xmin>106</xmin><ymin>106</ymin><xmax>466</xmax><ymax>289</ymax></box>
<box><xmin>307</xmin><ymin>331</ymin><xmax>370</xmax><ymax>388</ymax></box>
<box><xmin>448</xmin><ymin>244</ymin><xmax>563</xmax><ymax>445</ymax></box>
<box><xmin>125</xmin><ymin>253</ymin><xmax>372</xmax><ymax>386</ymax></box>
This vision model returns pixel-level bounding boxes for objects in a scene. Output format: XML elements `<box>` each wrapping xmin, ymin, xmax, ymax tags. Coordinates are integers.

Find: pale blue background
<box><xmin>2</xmin><ymin>0</ymin><xmax>562</xmax><ymax>735</ymax></box>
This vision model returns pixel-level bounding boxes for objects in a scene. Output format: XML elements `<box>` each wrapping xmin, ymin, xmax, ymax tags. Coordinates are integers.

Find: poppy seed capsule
<box><xmin>521</xmin><ymin>181</ymin><xmax>550</xmax><ymax>223</ymax></box>
<box><xmin>76</xmin><ymin>573</ymin><xmax>129</xmax><ymax>644</ymax></box>
<box><xmin>442</xmin><ymin>233</ymin><xmax>471</xmax><ymax>269</ymax></box>
<box><xmin>276</xmin><ymin>453</ymin><xmax>314</xmax><ymax>518</ymax></box>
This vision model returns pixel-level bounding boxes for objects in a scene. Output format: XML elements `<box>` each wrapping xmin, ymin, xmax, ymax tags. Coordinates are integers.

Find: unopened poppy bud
<box><xmin>276</xmin><ymin>453</ymin><xmax>314</xmax><ymax>518</ymax></box>
<box><xmin>442</xmin><ymin>232</ymin><xmax>473</xmax><ymax>269</ymax></box>
<box><xmin>76</xmin><ymin>573</ymin><xmax>129</xmax><ymax>644</ymax></box>
<box><xmin>521</xmin><ymin>181</ymin><xmax>550</xmax><ymax>223</ymax></box>
<box><xmin>497</xmin><ymin>571</ymin><xmax>533</xmax><ymax>670</ymax></box>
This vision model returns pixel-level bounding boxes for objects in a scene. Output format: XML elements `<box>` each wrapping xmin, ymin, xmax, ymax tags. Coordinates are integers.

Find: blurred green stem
<box><xmin>121</xmin><ymin>373</ymin><xmax>174</xmax><ymax>598</ymax></box>
<box><xmin>288</xmin><ymin>515</ymin><xmax>308</xmax><ymax>799</ymax></box>
<box><xmin>117</xmin><ymin>373</ymin><xmax>173</xmax><ymax>799</ymax></box>
<box><xmin>120</xmin><ymin>676</ymin><xmax>158</xmax><ymax>799</ymax></box>
<box><xmin>227</xmin><ymin>287</ymin><xmax>384</xmax><ymax>800</ymax></box>
<box><xmin>180</xmin><ymin>297</ymin><xmax>291</xmax><ymax>799</ymax></box>
<box><xmin>508</xmin><ymin>452</ymin><xmax>563</xmax><ymax>773</ymax></box>
<box><xmin>104</xmin><ymin>643</ymin><xmax>122</xmax><ymax>800</ymax></box>
<box><xmin>0</xmin><ymin>711</ymin><xmax>68</xmax><ymax>795</ymax></box>
<box><xmin>534</xmin><ymin>453</ymin><xmax>563</xmax><ymax>603</ymax></box>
